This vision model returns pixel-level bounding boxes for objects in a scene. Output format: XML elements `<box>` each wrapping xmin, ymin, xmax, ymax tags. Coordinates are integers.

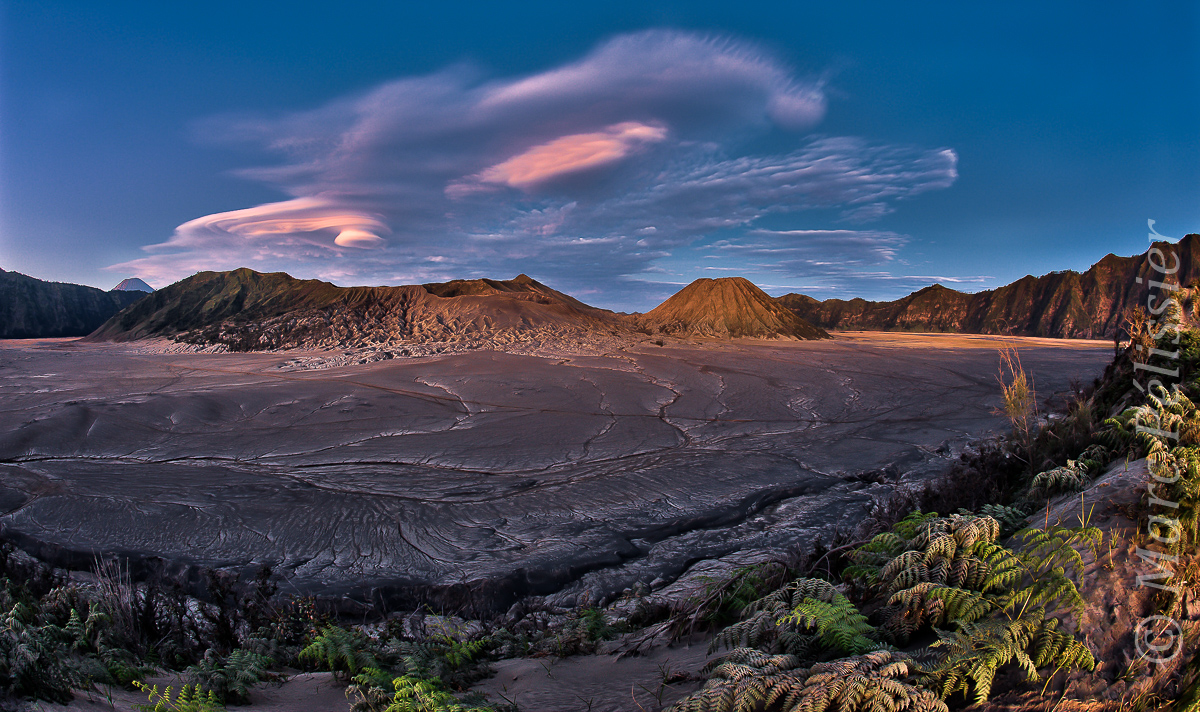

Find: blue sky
<box><xmin>1</xmin><ymin>1</ymin><xmax>1196</xmax><ymax>311</ymax></box>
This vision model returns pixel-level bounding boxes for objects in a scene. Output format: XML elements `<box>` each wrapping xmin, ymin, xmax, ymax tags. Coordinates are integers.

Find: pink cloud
<box><xmin>334</xmin><ymin>229</ymin><xmax>386</xmax><ymax>248</ymax></box>
<box><xmin>165</xmin><ymin>197</ymin><xmax>390</xmax><ymax>245</ymax></box>
<box><xmin>108</xmin><ymin>196</ymin><xmax>391</xmax><ymax>283</ymax></box>
<box><xmin>448</xmin><ymin>122</ymin><xmax>667</xmax><ymax>196</ymax></box>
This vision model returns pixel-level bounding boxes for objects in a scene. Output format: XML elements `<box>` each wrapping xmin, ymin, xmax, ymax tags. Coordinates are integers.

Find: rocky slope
<box><xmin>780</xmin><ymin>233</ymin><xmax>1200</xmax><ymax>338</ymax></box>
<box><xmin>87</xmin><ymin>268</ymin><xmax>631</xmax><ymax>350</ymax></box>
<box><xmin>0</xmin><ymin>269</ymin><xmax>147</xmax><ymax>338</ymax></box>
<box><xmin>638</xmin><ymin>277</ymin><xmax>828</xmax><ymax>339</ymax></box>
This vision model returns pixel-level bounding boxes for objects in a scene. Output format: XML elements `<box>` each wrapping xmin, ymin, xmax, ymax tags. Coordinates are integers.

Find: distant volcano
<box><xmin>638</xmin><ymin>277</ymin><xmax>829</xmax><ymax>339</ymax></box>
<box><xmin>112</xmin><ymin>277</ymin><xmax>154</xmax><ymax>293</ymax></box>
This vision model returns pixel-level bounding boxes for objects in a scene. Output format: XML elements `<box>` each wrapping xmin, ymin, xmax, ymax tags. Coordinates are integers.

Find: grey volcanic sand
<box><xmin>0</xmin><ymin>334</ymin><xmax>1113</xmax><ymax>609</ymax></box>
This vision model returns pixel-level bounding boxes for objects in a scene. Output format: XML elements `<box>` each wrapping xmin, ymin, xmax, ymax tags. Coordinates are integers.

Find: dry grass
<box><xmin>92</xmin><ymin>556</ymin><xmax>140</xmax><ymax>646</ymax></box>
<box><xmin>996</xmin><ymin>345</ymin><xmax>1038</xmax><ymax>474</ymax></box>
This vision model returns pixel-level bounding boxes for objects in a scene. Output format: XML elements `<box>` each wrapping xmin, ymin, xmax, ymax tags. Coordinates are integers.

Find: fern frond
<box><xmin>924</xmin><ymin>586</ymin><xmax>994</xmax><ymax>625</ymax></box>
<box><xmin>1016</xmin><ymin>525</ymin><xmax>1100</xmax><ymax>581</ymax></box>
<box><xmin>672</xmin><ymin>650</ymin><xmax>947</xmax><ymax>712</ymax></box>
<box><xmin>710</xmin><ymin>577</ymin><xmax>839</xmax><ymax>655</ymax></box>
<box><xmin>787</xmin><ymin>595</ymin><xmax>878</xmax><ymax>655</ymax></box>
<box><xmin>298</xmin><ymin>625</ymin><xmax>376</xmax><ymax>681</ymax></box>
<box><xmin>1029</xmin><ymin>463</ymin><xmax>1091</xmax><ymax>498</ymax></box>
<box><xmin>923</xmin><ymin>613</ymin><xmax>1094</xmax><ymax>705</ymax></box>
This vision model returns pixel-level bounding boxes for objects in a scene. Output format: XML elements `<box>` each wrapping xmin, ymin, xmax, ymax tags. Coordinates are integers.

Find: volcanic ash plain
<box><xmin>0</xmin><ymin>333</ymin><xmax>1113</xmax><ymax>610</ymax></box>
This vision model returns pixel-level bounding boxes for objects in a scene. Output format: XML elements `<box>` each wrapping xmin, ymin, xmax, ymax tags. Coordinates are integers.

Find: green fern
<box><xmin>887</xmin><ymin>582</ymin><xmax>995</xmax><ymax>638</ymax></box>
<box><xmin>397</xmin><ymin>634</ymin><xmax>493</xmax><ymax>690</ymax></box>
<box><xmin>1028</xmin><ymin>458</ymin><xmax>1098</xmax><ymax>498</ymax></box>
<box><xmin>348</xmin><ymin>667</ymin><xmax>398</xmax><ymax>712</ymax></box>
<box><xmin>913</xmin><ymin>524</ymin><xmax>1100</xmax><ymax>703</ymax></box>
<box><xmin>845</xmin><ymin>512</ymin><xmax>1020</xmax><ymax>646</ymax></box>
<box><xmin>922</xmin><ymin>614</ymin><xmax>1093</xmax><ymax>705</ymax></box>
<box><xmin>847</xmin><ymin>512</ymin><xmax>1001</xmax><ymax>599</ymax></box>
<box><xmin>977</xmin><ymin>504</ymin><xmax>1031</xmax><ymax>538</ymax></box>
<box><xmin>299</xmin><ymin>625</ymin><xmax>377</xmax><ymax>681</ymax></box>
<box><xmin>787</xmin><ymin>594</ymin><xmax>878</xmax><ymax>655</ymax></box>
<box><xmin>709</xmin><ymin>577</ymin><xmax>836</xmax><ymax>655</ymax></box>
<box><xmin>839</xmin><ymin>510</ymin><xmax>1098</xmax><ymax>706</ymax></box>
<box><xmin>1023</xmin><ymin>444</ymin><xmax>1111</xmax><ymax>500</ymax></box>
<box><xmin>0</xmin><ymin>599</ymin><xmax>101</xmax><ymax>703</ymax></box>
<box><xmin>186</xmin><ymin>649</ymin><xmax>277</xmax><ymax>704</ymax></box>
<box><xmin>843</xmin><ymin>510</ymin><xmax>940</xmax><ymax>587</ymax></box>
<box><xmin>133</xmin><ymin>681</ymin><xmax>225</xmax><ymax>712</ymax></box>
<box><xmin>1118</xmin><ymin>385</ymin><xmax>1200</xmax><ymax>560</ymax></box>
<box><xmin>383</xmin><ymin>675</ymin><xmax>495</xmax><ymax>712</ymax></box>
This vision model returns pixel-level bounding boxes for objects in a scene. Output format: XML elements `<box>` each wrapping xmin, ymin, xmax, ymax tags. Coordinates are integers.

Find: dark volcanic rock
<box><xmin>639</xmin><ymin>277</ymin><xmax>828</xmax><ymax>339</ymax></box>
<box><xmin>779</xmin><ymin>234</ymin><xmax>1200</xmax><ymax>339</ymax></box>
<box><xmin>0</xmin><ymin>269</ymin><xmax>146</xmax><ymax>338</ymax></box>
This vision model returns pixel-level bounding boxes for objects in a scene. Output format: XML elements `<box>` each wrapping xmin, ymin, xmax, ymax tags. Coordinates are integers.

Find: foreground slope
<box><xmin>639</xmin><ymin>277</ymin><xmax>829</xmax><ymax>339</ymax></box>
<box><xmin>0</xmin><ymin>269</ymin><xmax>147</xmax><ymax>338</ymax></box>
<box><xmin>88</xmin><ymin>268</ymin><xmax>627</xmax><ymax>350</ymax></box>
<box><xmin>780</xmin><ymin>233</ymin><xmax>1200</xmax><ymax>338</ymax></box>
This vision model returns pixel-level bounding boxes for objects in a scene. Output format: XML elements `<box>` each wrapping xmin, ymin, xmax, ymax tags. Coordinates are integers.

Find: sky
<box><xmin>1</xmin><ymin>2</ymin><xmax>1197</xmax><ymax>312</ymax></box>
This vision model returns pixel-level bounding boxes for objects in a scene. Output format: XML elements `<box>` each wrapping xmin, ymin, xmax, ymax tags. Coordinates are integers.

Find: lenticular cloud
<box><xmin>108</xmin><ymin>30</ymin><xmax>956</xmax><ymax>307</ymax></box>
<box><xmin>449</xmin><ymin>122</ymin><xmax>669</xmax><ymax>196</ymax></box>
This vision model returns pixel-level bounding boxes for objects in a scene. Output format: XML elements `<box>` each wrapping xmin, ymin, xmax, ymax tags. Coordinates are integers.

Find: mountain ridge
<box><xmin>779</xmin><ymin>234</ymin><xmax>1200</xmax><ymax>339</ymax></box>
<box><xmin>12</xmin><ymin>233</ymin><xmax>1199</xmax><ymax>346</ymax></box>
<box><xmin>86</xmin><ymin>268</ymin><xmax>632</xmax><ymax>350</ymax></box>
<box><xmin>0</xmin><ymin>268</ymin><xmax>147</xmax><ymax>338</ymax></box>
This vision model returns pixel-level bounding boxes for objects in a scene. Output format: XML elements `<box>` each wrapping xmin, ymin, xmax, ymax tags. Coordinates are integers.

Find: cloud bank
<box><xmin>109</xmin><ymin>30</ymin><xmax>958</xmax><ymax>310</ymax></box>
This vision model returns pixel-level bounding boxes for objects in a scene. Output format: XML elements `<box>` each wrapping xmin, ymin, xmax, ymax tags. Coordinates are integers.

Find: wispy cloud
<box><xmin>698</xmin><ymin>228</ymin><xmax>906</xmax><ymax>293</ymax></box>
<box><xmin>107</xmin><ymin>29</ymin><xmax>958</xmax><ymax>310</ymax></box>
<box><xmin>700</xmin><ymin>228</ymin><xmax>992</xmax><ymax>299</ymax></box>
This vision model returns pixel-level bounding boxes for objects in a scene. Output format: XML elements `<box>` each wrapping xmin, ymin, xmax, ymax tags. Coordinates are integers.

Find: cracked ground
<box><xmin>0</xmin><ymin>333</ymin><xmax>1113</xmax><ymax>609</ymax></box>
